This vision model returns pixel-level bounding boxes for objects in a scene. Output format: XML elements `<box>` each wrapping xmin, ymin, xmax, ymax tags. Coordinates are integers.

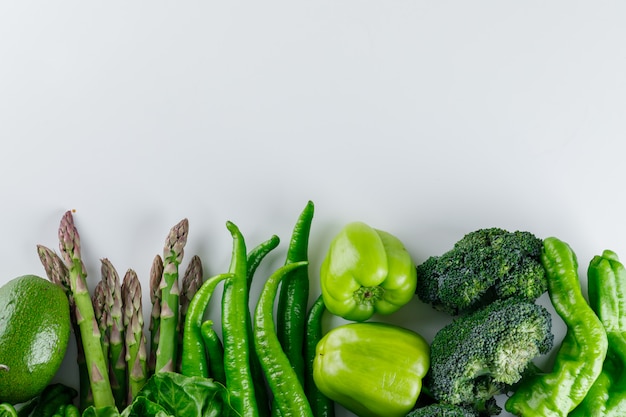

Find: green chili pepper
<box><xmin>200</xmin><ymin>320</ymin><xmax>226</xmax><ymax>385</ymax></box>
<box><xmin>320</xmin><ymin>221</ymin><xmax>417</xmax><ymax>322</ymax></box>
<box><xmin>505</xmin><ymin>237</ymin><xmax>608</xmax><ymax>417</ymax></box>
<box><xmin>180</xmin><ymin>273</ymin><xmax>233</xmax><ymax>378</ymax></box>
<box><xmin>570</xmin><ymin>250</ymin><xmax>626</xmax><ymax>416</ymax></box>
<box><xmin>247</xmin><ymin>235</ymin><xmax>282</xmax><ymax>417</ymax></box>
<box><xmin>277</xmin><ymin>201</ymin><xmax>314</xmax><ymax>385</ymax></box>
<box><xmin>304</xmin><ymin>295</ymin><xmax>335</xmax><ymax>417</ymax></box>
<box><xmin>313</xmin><ymin>322</ymin><xmax>429</xmax><ymax>417</ymax></box>
<box><xmin>247</xmin><ymin>235</ymin><xmax>281</xmax><ymax>290</ymax></box>
<box><xmin>222</xmin><ymin>221</ymin><xmax>259</xmax><ymax>417</ymax></box>
<box><xmin>253</xmin><ymin>261</ymin><xmax>313</xmax><ymax>417</ymax></box>
<box><xmin>0</xmin><ymin>403</ymin><xmax>17</xmax><ymax>417</ymax></box>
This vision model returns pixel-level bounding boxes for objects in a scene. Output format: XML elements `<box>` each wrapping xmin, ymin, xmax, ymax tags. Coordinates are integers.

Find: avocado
<box><xmin>0</xmin><ymin>275</ymin><xmax>71</xmax><ymax>404</ymax></box>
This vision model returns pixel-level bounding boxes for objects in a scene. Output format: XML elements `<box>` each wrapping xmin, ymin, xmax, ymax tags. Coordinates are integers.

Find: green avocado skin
<box><xmin>0</xmin><ymin>275</ymin><xmax>71</xmax><ymax>405</ymax></box>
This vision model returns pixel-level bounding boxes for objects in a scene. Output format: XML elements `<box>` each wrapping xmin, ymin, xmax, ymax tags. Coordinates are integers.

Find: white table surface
<box><xmin>2</xmin><ymin>2</ymin><xmax>626</xmax><ymax>416</ymax></box>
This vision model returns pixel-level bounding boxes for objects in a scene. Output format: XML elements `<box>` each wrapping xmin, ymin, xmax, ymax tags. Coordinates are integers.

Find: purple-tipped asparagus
<box><xmin>154</xmin><ymin>219</ymin><xmax>189</xmax><ymax>373</ymax></box>
<box><xmin>122</xmin><ymin>269</ymin><xmax>148</xmax><ymax>402</ymax></box>
<box><xmin>58</xmin><ymin>210</ymin><xmax>115</xmax><ymax>409</ymax></box>
<box><xmin>148</xmin><ymin>254</ymin><xmax>163</xmax><ymax>376</ymax></box>
<box><xmin>101</xmin><ymin>258</ymin><xmax>127</xmax><ymax>410</ymax></box>
<box><xmin>180</xmin><ymin>254</ymin><xmax>204</xmax><ymax>324</ymax></box>
<box><xmin>37</xmin><ymin>244</ymin><xmax>93</xmax><ymax>410</ymax></box>
<box><xmin>92</xmin><ymin>280</ymin><xmax>110</xmax><ymax>367</ymax></box>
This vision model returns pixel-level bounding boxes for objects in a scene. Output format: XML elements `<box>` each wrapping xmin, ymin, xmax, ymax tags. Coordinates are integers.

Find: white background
<box><xmin>2</xmin><ymin>2</ymin><xmax>626</xmax><ymax>416</ymax></box>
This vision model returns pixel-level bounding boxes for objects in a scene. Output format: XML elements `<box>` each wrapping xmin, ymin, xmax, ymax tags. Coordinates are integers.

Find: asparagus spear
<box><xmin>37</xmin><ymin>244</ymin><xmax>93</xmax><ymax>411</ymax></box>
<box><xmin>154</xmin><ymin>218</ymin><xmax>189</xmax><ymax>373</ymax></box>
<box><xmin>58</xmin><ymin>210</ymin><xmax>115</xmax><ymax>409</ymax></box>
<box><xmin>101</xmin><ymin>258</ymin><xmax>127</xmax><ymax>410</ymax></box>
<box><xmin>180</xmin><ymin>254</ymin><xmax>204</xmax><ymax>330</ymax></box>
<box><xmin>122</xmin><ymin>269</ymin><xmax>148</xmax><ymax>402</ymax></box>
<box><xmin>92</xmin><ymin>280</ymin><xmax>110</xmax><ymax>368</ymax></box>
<box><xmin>148</xmin><ymin>254</ymin><xmax>163</xmax><ymax>377</ymax></box>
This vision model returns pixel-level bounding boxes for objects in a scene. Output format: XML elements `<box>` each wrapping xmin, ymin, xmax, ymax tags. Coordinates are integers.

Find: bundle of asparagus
<box><xmin>37</xmin><ymin>212</ymin><xmax>193</xmax><ymax>412</ymax></box>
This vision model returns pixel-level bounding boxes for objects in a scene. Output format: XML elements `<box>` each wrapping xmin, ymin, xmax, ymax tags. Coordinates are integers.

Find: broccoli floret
<box><xmin>425</xmin><ymin>297</ymin><xmax>554</xmax><ymax>415</ymax></box>
<box><xmin>415</xmin><ymin>227</ymin><xmax>547</xmax><ymax>315</ymax></box>
<box><xmin>406</xmin><ymin>403</ymin><xmax>479</xmax><ymax>417</ymax></box>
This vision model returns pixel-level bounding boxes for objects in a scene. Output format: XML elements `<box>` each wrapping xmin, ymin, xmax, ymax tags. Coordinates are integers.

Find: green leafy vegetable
<box><xmin>124</xmin><ymin>372</ymin><xmax>236</xmax><ymax>417</ymax></box>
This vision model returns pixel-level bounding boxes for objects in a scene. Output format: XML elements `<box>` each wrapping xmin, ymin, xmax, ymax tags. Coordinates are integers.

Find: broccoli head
<box><xmin>415</xmin><ymin>227</ymin><xmax>547</xmax><ymax>315</ymax></box>
<box><xmin>406</xmin><ymin>403</ymin><xmax>479</xmax><ymax>417</ymax></box>
<box><xmin>425</xmin><ymin>297</ymin><xmax>554</xmax><ymax>415</ymax></box>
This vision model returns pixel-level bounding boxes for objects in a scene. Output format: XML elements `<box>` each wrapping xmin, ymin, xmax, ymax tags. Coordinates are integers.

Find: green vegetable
<box><xmin>320</xmin><ymin>221</ymin><xmax>417</xmax><ymax>322</ymax></box>
<box><xmin>570</xmin><ymin>249</ymin><xmax>626</xmax><ymax>416</ymax></box>
<box><xmin>147</xmin><ymin>254</ymin><xmax>163</xmax><ymax>378</ymax></box>
<box><xmin>58</xmin><ymin>211</ymin><xmax>116</xmax><ymax>409</ymax></box>
<box><xmin>313</xmin><ymin>322</ymin><xmax>429</xmax><ymax>417</ymax></box>
<box><xmin>121</xmin><ymin>372</ymin><xmax>235</xmax><ymax>417</ymax></box>
<box><xmin>0</xmin><ymin>275</ymin><xmax>70</xmax><ymax>405</ymax></box>
<box><xmin>80</xmin><ymin>372</ymin><xmax>236</xmax><ymax>417</ymax></box>
<box><xmin>100</xmin><ymin>259</ymin><xmax>127</xmax><ymax>410</ymax></box>
<box><xmin>415</xmin><ymin>228</ymin><xmax>547</xmax><ymax>315</ymax></box>
<box><xmin>0</xmin><ymin>403</ymin><xmax>17</xmax><ymax>417</ymax></box>
<box><xmin>277</xmin><ymin>200</ymin><xmax>314</xmax><ymax>384</ymax></box>
<box><xmin>37</xmin><ymin>245</ymin><xmax>91</xmax><ymax>410</ymax></box>
<box><xmin>180</xmin><ymin>273</ymin><xmax>232</xmax><ymax>378</ymax></box>
<box><xmin>177</xmin><ymin>255</ymin><xmax>204</xmax><ymax>374</ymax></box>
<box><xmin>222</xmin><ymin>221</ymin><xmax>259</xmax><ymax>417</ymax></box>
<box><xmin>121</xmin><ymin>269</ymin><xmax>148</xmax><ymax>403</ymax></box>
<box><xmin>405</xmin><ymin>403</ymin><xmax>478</xmax><ymax>417</ymax></box>
<box><xmin>304</xmin><ymin>295</ymin><xmax>334</xmax><ymax>417</ymax></box>
<box><xmin>155</xmin><ymin>219</ymin><xmax>189</xmax><ymax>373</ymax></box>
<box><xmin>246</xmin><ymin>235</ymin><xmax>280</xmax><ymax>289</ymax></box>
<box><xmin>246</xmin><ymin>234</ymin><xmax>281</xmax><ymax>417</ymax></box>
<box><xmin>253</xmin><ymin>261</ymin><xmax>313</xmax><ymax>417</ymax></box>
<box><xmin>427</xmin><ymin>297</ymin><xmax>553</xmax><ymax>415</ymax></box>
<box><xmin>28</xmin><ymin>384</ymin><xmax>77</xmax><ymax>417</ymax></box>
<box><xmin>200</xmin><ymin>320</ymin><xmax>226</xmax><ymax>385</ymax></box>
<box><xmin>505</xmin><ymin>237</ymin><xmax>608</xmax><ymax>417</ymax></box>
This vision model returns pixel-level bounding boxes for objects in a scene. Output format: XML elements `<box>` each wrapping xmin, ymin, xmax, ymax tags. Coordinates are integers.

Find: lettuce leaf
<box><xmin>121</xmin><ymin>372</ymin><xmax>236</xmax><ymax>417</ymax></box>
<box><xmin>83</xmin><ymin>372</ymin><xmax>236</xmax><ymax>417</ymax></box>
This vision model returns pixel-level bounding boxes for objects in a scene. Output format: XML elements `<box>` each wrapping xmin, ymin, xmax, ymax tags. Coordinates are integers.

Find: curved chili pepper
<box><xmin>247</xmin><ymin>235</ymin><xmax>281</xmax><ymax>417</ymax></box>
<box><xmin>180</xmin><ymin>273</ymin><xmax>233</xmax><ymax>378</ymax></box>
<box><xmin>247</xmin><ymin>235</ymin><xmax>280</xmax><ymax>290</ymax></box>
<box><xmin>277</xmin><ymin>201</ymin><xmax>315</xmax><ymax>385</ymax></box>
<box><xmin>200</xmin><ymin>320</ymin><xmax>226</xmax><ymax>385</ymax></box>
<box><xmin>505</xmin><ymin>237</ymin><xmax>608</xmax><ymax>417</ymax></box>
<box><xmin>222</xmin><ymin>221</ymin><xmax>260</xmax><ymax>417</ymax></box>
<box><xmin>570</xmin><ymin>250</ymin><xmax>626</xmax><ymax>416</ymax></box>
<box><xmin>0</xmin><ymin>403</ymin><xmax>17</xmax><ymax>417</ymax></box>
<box><xmin>304</xmin><ymin>294</ymin><xmax>335</xmax><ymax>417</ymax></box>
<box><xmin>253</xmin><ymin>261</ymin><xmax>313</xmax><ymax>417</ymax></box>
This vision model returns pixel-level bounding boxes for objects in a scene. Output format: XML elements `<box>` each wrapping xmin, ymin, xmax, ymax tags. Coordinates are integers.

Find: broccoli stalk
<box><xmin>58</xmin><ymin>211</ymin><xmax>116</xmax><ymax>409</ymax></box>
<box><xmin>425</xmin><ymin>297</ymin><xmax>554</xmax><ymax>415</ymax></box>
<box><xmin>154</xmin><ymin>218</ymin><xmax>189</xmax><ymax>373</ymax></box>
<box><xmin>416</xmin><ymin>228</ymin><xmax>547</xmax><ymax>315</ymax></box>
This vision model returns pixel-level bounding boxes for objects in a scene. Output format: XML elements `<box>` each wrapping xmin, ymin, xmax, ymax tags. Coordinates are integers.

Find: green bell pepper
<box><xmin>320</xmin><ymin>221</ymin><xmax>417</xmax><ymax>321</ymax></box>
<box><xmin>312</xmin><ymin>322</ymin><xmax>429</xmax><ymax>417</ymax></box>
